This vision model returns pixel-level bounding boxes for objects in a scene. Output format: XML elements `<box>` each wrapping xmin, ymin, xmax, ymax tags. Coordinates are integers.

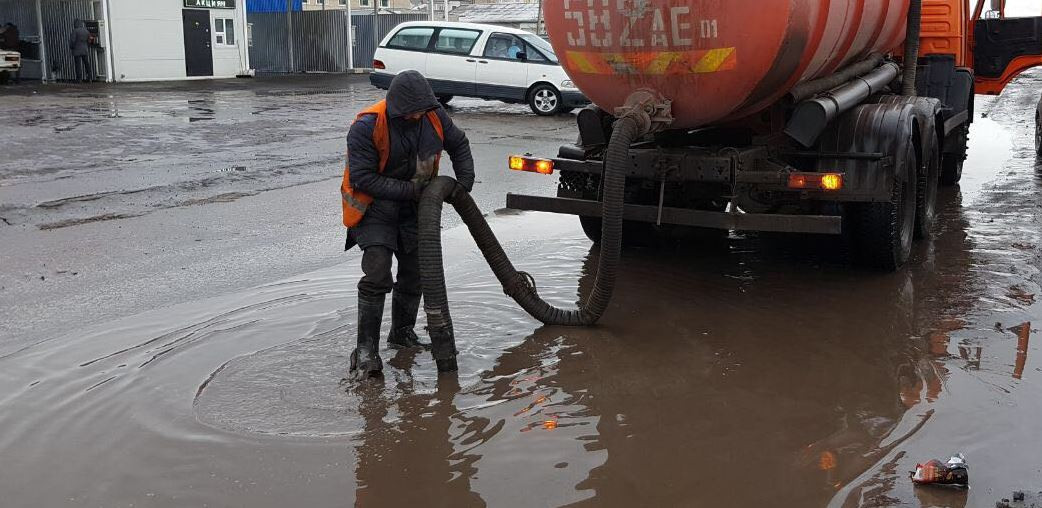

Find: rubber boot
<box><xmin>387</xmin><ymin>291</ymin><xmax>430</xmax><ymax>349</ymax></box>
<box><xmin>429</xmin><ymin>325</ymin><xmax>458</xmax><ymax>373</ymax></box>
<box><xmin>348</xmin><ymin>294</ymin><xmax>385</xmax><ymax>382</ymax></box>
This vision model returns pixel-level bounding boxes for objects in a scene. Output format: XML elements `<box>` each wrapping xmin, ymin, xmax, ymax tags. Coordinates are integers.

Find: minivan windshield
<box><xmin>518</xmin><ymin>33</ymin><xmax>558</xmax><ymax>64</ymax></box>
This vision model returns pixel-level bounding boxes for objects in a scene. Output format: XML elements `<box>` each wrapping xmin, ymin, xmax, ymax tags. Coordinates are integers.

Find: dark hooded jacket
<box><xmin>71</xmin><ymin>20</ymin><xmax>90</xmax><ymax>57</ymax></box>
<box><xmin>2</xmin><ymin>24</ymin><xmax>19</xmax><ymax>51</ymax></box>
<box><xmin>346</xmin><ymin>70</ymin><xmax>475</xmax><ymax>252</ymax></box>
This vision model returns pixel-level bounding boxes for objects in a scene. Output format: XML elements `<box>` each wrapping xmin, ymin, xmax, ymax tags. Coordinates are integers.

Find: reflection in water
<box><xmin>2</xmin><ymin>133</ymin><xmax>1030</xmax><ymax>506</ymax></box>
<box><xmin>373</xmin><ymin>184</ymin><xmax>975</xmax><ymax>506</ymax></box>
<box><xmin>353</xmin><ymin>352</ymin><xmax>483</xmax><ymax>506</ymax></box>
<box><xmin>0</xmin><ymin>180</ymin><xmax>987</xmax><ymax>507</ymax></box>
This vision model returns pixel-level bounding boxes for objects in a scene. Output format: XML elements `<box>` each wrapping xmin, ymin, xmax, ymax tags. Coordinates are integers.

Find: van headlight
<box><xmin>561</xmin><ymin>80</ymin><xmax>575</xmax><ymax>89</ymax></box>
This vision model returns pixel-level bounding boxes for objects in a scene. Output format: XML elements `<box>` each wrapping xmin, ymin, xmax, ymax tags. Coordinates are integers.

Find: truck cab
<box><xmin>968</xmin><ymin>0</ymin><xmax>1042</xmax><ymax>94</ymax></box>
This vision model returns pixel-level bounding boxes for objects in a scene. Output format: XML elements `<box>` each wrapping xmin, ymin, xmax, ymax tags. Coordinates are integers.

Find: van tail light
<box><xmin>373</xmin><ymin>59</ymin><xmax>386</xmax><ymax>70</ymax></box>
<box><xmin>509</xmin><ymin>155</ymin><xmax>554</xmax><ymax>175</ymax></box>
<box><xmin>788</xmin><ymin>172</ymin><xmax>843</xmax><ymax>191</ymax></box>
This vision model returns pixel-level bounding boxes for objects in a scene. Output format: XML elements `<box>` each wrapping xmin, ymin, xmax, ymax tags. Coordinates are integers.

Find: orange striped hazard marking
<box><xmin>565</xmin><ymin>48</ymin><xmax>737</xmax><ymax>75</ymax></box>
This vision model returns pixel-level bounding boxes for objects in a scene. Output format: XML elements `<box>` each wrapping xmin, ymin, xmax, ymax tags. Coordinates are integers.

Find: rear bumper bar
<box><xmin>506</xmin><ymin>194</ymin><xmax>843</xmax><ymax>235</ymax></box>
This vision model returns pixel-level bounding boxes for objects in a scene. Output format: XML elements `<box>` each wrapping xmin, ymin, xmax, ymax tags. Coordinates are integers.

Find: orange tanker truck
<box><xmin>505</xmin><ymin>0</ymin><xmax>1042</xmax><ymax>270</ymax></box>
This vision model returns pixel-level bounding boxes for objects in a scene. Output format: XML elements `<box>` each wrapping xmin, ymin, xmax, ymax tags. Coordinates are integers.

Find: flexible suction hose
<box><xmin>901</xmin><ymin>0</ymin><xmax>922</xmax><ymax>96</ymax></box>
<box><xmin>418</xmin><ymin>117</ymin><xmax>643</xmax><ymax>363</ymax></box>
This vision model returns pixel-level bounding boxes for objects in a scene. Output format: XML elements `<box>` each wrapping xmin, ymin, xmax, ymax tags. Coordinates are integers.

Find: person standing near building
<box><xmin>2</xmin><ymin>23</ymin><xmax>19</xmax><ymax>50</ymax></box>
<box><xmin>340</xmin><ymin>70</ymin><xmax>475</xmax><ymax>381</ymax></box>
<box><xmin>70</xmin><ymin>19</ymin><xmax>92</xmax><ymax>82</ymax></box>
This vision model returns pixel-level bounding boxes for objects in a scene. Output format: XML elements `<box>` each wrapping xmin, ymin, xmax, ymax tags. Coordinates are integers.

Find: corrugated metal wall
<box><xmin>248</xmin><ymin>11</ymin><xmax>425</xmax><ymax>73</ymax></box>
<box><xmin>40</xmin><ymin>0</ymin><xmax>96</xmax><ymax>81</ymax></box>
<box><xmin>0</xmin><ymin>0</ymin><xmax>98</xmax><ymax>81</ymax></box>
<box><xmin>246</xmin><ymin>0</ymin><xmax>302</xmax><ymax>13</ymax></box>
<box><xmin>0</xmin><ymin>0</ymin><xmax>39</xmax><ymax>37</ymax></box>
<box><xmin>351</xmin><ymin>13</ymin><xmax>425</xmax><ymax>69</ymax></box>
<box><xmin>248</xmin><ymin>11</ymin><xmax>292</xmax><ymax>72</ymax></box>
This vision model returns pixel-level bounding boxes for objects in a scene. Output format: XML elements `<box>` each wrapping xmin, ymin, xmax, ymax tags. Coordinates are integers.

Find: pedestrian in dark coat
<box><xmin>2</xmin><ymin>23</ymin><xmax>19</xmax><ymax>51</ymax></box>
<box><xmin>344</xmin><ymin>70</ymin><xmax>475</xmax><ymax>380</ymax></box>
<box><xmin>70</xmin><ymin>19</ymin><xmax>92</xmax><ymax>82</ymax></box>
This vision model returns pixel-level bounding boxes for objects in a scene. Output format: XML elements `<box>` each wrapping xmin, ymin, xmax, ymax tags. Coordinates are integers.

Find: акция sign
<box><xmin>184</xmin><ymin>0</ymin><xmax>236</xmax><ymax>8</ymax></box>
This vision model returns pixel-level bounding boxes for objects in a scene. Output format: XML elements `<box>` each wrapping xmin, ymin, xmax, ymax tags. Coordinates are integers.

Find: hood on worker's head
<box><xmin>74</xmin><ymin>19</ymin><xmax>85</xmax><ymax>28</ymax></box>
<box><xmin>386</xmin><ymin>70</ymin><xmax>440</xmax><ymax>119</ymax></box>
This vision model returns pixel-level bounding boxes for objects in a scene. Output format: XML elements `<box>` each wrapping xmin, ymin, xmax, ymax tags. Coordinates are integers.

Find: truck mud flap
<box><xmin>506</xmin><ymin>194</ymin><xmax>842</xmax><ymax>235</ymax></box>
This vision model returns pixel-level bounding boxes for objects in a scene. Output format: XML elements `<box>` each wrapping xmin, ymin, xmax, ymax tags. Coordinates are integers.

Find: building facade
<box><xmin>112</xmin><ymin>0</ymin><xmax>250</xmax><ymax>81</ymax></box>
<box><xmin>0</xmin><ymin>0</ymin><xmax>251</xmax><ymax>82</ymax></box>
<box><xmin>300</xmin><ymin>0</ymin><xmax>409</xmax><ymax>11</ymax></box>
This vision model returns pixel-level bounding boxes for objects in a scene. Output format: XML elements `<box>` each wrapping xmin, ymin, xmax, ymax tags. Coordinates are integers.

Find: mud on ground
<box><xmin>1</xmin><ymin>72</ymin><xmax>1041</xmax><ymax>507</ymax></box>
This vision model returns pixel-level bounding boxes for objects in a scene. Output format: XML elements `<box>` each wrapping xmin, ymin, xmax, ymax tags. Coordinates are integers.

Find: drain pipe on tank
<box><xmin>901</xmin><ymin>0</ymin><xmax>923</xmax><ymax>96</ymax></box>
<box><xmin>784</xmin><ymin>61</ymin><xmax>901</xmax><ymax>147</ymax></box>
<box><xmin>417</xmin><ymin>91</ymin><xmax>672</xmax><ymax>373</ymax></box>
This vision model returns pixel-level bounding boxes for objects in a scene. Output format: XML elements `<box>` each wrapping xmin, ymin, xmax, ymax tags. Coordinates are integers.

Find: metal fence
<box><xmin>247</xmin><ymin>11</ymin><xmax>426</xmax><ymax>73</ymax></box>
<box><xmin>39</xmin><ymin>0</ymin><xmax>95</xmax><ymax>81</ymax></box>
<box><xmin>0</xmin><ymin>0</ymin><xmax>98</xmax><ymax>81</ymax></box>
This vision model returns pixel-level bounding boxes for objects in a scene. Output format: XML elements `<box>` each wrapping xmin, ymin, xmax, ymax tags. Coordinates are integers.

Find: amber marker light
<box><xmin>508</xmin><ymin>155</ymin><xmax>555</xmax><ymax>174</ymax></box>
<box><xmin>820</xmin><ymin>173</ymin><xmax>843</xmax><ymax>190</ymax></box>
<box><xmin>534</xmin><ymin>159</ymin><xmax>554</xmax><ymax>174</ymax></box>
<box><xmin>787</xmin><ymin>172</ymin><xmax>843</xmax><ymax>191</ymax></box>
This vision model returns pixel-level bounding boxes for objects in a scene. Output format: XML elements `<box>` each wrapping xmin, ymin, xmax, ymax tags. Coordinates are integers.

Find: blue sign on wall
<box><xmin>246</xmin><ymin>0</ymin><xmax>302</xmax><ymax>12</ymax></box>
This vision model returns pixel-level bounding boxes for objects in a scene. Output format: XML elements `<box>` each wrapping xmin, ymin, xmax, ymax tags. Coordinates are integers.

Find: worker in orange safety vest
<box><xmin>341</xmin><ymin>70</ymin><xmax>475</xmax><ymax>381</ymax></box>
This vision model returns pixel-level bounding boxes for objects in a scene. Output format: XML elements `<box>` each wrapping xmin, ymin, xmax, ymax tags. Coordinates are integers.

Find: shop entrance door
<box><xmin>182</xmin><ymin>9</ymin><xmax>213</xmax><ymax>77</ymax></box>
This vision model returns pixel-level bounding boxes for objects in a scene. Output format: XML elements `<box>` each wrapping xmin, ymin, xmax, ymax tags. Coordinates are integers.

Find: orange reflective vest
<box><xmin>341</xmin><ymin>100</ymin><xmax>445</xmax><ymax>228</ymax></box>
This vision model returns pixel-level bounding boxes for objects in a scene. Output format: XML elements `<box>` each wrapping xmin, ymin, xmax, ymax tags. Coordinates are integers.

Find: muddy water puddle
<box><xmin>3</xmin><ymin>94</ymin><xmax>1042</xmax><ymax>507</ymax></box>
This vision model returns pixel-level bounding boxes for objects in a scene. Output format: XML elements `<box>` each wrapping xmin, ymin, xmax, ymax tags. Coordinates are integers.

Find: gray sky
<box><xmin>1005</xmin><ymin>0</ymin><xmax>1042</xmax><ymax>16</ymax></box>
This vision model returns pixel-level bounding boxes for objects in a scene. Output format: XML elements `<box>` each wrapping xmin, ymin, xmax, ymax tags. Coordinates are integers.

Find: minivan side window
<box><xmin>484</xmin><ymin>33</ymin><xmax>525</xmax><ymax>60</ymax></box>
<box><xmin>387</xmin><ymin>27</ymin><xmax>435</xmax><ymax>50</ymax></box>
<box><xmin>433</xmin><ymin>28</ymin><xmax>481</xmax><ymax>55</ymax></box>
<box><xmin>524</xmin><ymin>43</ymin><xmax>548</xmax><ymax>62</ymax></box>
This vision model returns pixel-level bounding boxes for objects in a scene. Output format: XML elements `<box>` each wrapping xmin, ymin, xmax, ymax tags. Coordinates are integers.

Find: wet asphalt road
<box><xmin>1</xmin><ymin>72</ymin><xmax>1041</xmax><ymax>507</ymax></box>
<box><xmin>0</xmin><ymin>74</ymin><xmax>573</xmax><ymax>351</ymax></box>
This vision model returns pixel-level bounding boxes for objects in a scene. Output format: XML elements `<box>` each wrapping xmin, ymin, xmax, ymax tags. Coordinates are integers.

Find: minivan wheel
<box><xmin>529</xmin><ymin>85</ymin><xmax>562</xmax><ymax>116</ymax></box>
<box><xmin>437</xmin><ymin>95</ymin><xmax>453</xmax><ymax>106</ymax></box>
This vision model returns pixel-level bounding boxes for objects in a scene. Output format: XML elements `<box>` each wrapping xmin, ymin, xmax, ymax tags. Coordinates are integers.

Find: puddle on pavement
<box><xmin>2</xmin><ymin>89</ymin><xmax>1041</xmax><ymax>507</ymax></box>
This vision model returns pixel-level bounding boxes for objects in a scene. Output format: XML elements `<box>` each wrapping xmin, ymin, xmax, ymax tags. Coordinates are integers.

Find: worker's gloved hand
<box><xmin>411</xmin><ymin>154</ymin><xmax>437</xmax><ymax>202</ymax></box>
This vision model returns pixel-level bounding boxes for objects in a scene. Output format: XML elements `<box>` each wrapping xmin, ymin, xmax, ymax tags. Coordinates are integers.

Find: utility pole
<box><xmin>346</xmin><ymin>0</ymin><xmax>354</xmax><ymax>69</ymax></box>
<box><xmin>536</xmin><ymin>0</ymin><xmax>543</xmax><ymax>35</ymax></box>
<box><xmin>34</xmin><ymin>0</ymin><xmax>49</xmax><ymax>82</ymax></box>
<box><xmin>372</xmin><ymin>0</ymin><xmax>379</xmax><ymax>65</ymax></box>
<box><xmin>286</xmin><ymin>0</ymin><xmax>296</xmax><ymax>72</ymax></box>
<box><xmin>443</xmin><ymin>0</ymin><xmax>449</xmax><ymax>20</ymax></box>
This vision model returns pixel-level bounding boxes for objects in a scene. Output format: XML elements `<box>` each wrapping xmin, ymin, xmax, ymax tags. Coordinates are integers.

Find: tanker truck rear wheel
<box><xmin>850</xmin><ymin>140</ymin><xmax>918</xmax><ymax>271</ymax></box>
<box><xmin>529</xmin><ymin>84</ymin><xmax>563</xmax><ymax>116</ymax></box>
<box><xmin>915</xmin><ymin>133</ymin><xmax>940</xmax><ymax>240</ymax></box>
<box><xmin>940</xmin><ymin>125</ymin><xmax>967</xmax><ymax>185</ymax></box>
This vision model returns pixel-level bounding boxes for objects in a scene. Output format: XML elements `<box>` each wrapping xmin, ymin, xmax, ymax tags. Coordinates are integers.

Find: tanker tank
<box><xmin>544</xmin><ymin>0</ymin><xmax>910</xmax><ymax>129</ymax></box>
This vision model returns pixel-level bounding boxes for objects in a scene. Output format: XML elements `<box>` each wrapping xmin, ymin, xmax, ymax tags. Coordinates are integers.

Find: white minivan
<box><xmin>370</xmin><ymin>21</ymin><xmax>587</xmax><ymax>116</ymax></box>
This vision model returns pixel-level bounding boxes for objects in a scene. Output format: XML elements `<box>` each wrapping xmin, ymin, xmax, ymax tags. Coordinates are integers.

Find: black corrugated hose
<box><xmin>902</xmin><ymin>0</ymin><xmax>922</xmax><ymax>96</ymax></box>
<box><xmin>418</xmin><ymin>117</ymin><xmax>641</xmax><ymax>372</ymax></box>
